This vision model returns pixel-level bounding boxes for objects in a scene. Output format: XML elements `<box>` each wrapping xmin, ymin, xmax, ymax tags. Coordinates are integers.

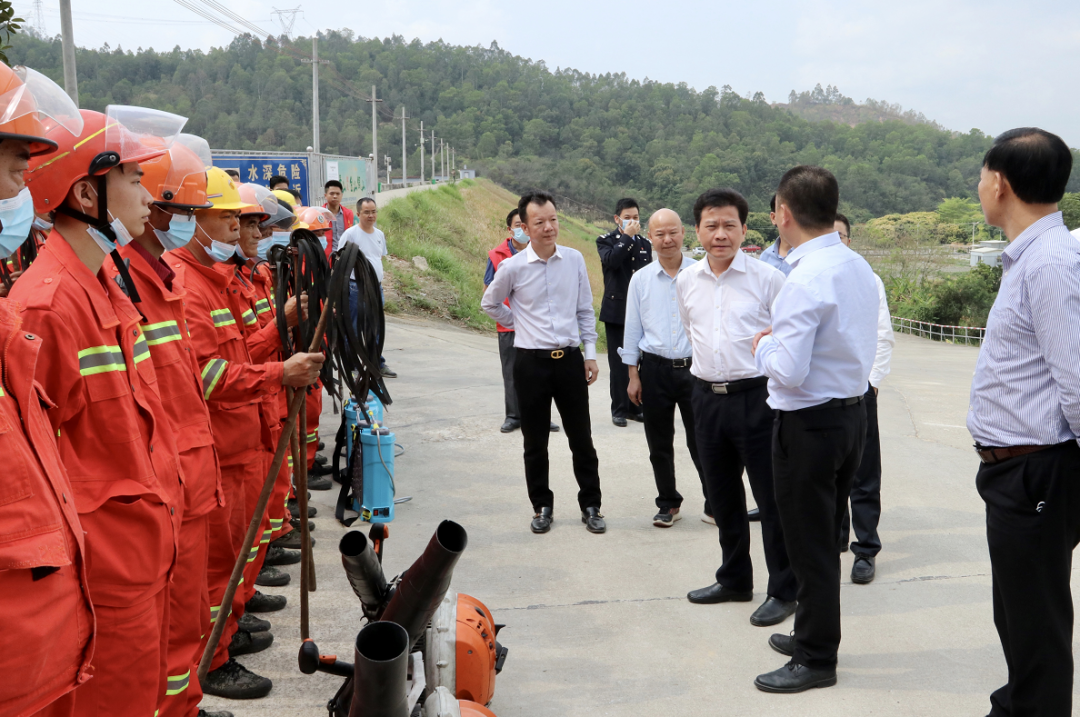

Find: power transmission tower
<box><xmin>399</xmin><ymin>107</ymin><xmax>409</xmax><ymax>187</ymax></box>
<box><xmin>365</xmin><ymin>86</ymin><xmax>383</xmax><ymax>187</ymax></box>
<box><xmin>32</xmin><ymin>0</ymin><xmax>45</xmax><ymax>35</ymax></box>
<box><xmin>301</xmin><ymin>35</ymin><xmax>330</xmax><ymax>154</ymax></box>
<box><xmin>419</xmin><ymin>121</ymin><xmax>424</xmax><ymax>185</ymax></box>
<box><xmin>271</xmin><ymin>7</ymin><xmax>301</xmax><ymax>39</ymax></box>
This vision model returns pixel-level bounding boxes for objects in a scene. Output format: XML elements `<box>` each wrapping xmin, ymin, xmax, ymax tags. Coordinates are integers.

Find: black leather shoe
<box><xmin>748</xmin><ymin>507</ymin><xmax>761</xmax><ymax>522</ymax></box>
<box><xmin>686</xmin><ymin>583</ymin><xmax>754</xmax><ymax>604</ymax></box>
<box><xmin>309</xmin><ymin>461</ymin><xmax>333</xmax><ymax>477</ymax></box>
<box><xmin>256</xmin><ymin>565</ymin><xmax>290</xmax><ymax>587</ymax></box>
<box><xmin>501</xmin><ymin>418</ymin><xmax>521</xmax><ymax>433</ymax></box>
<box><xmin>246</xmin><ymin>590</ymin><xmax>286</xmax><ymax>613</ymax></box>
<box><xmin>754</xmin><ymin>661</ymin><xmax>837</xmax><ymax>693</ymax></box>
<box><xmin>290</xmin><ymin>518</ymin><xmax>316</xmax><ymax>532</ymax></box>
<box><xmin>308</xmin><ymin>474</ymin><xmax>332</xmax><ymax>491</ymax></box>
<box><xmin>531</xmin><ymin>507</ymin><xmax>553</xmax><ymax>534</ymax></box>
<box><xmin>628</xmin><ymin>412</ymin><xmax>644</xmax><ymax>423</ymax></box>
<box><xmin>238</xmin><ymin>612</ymin><xmax>271</xmax><ymax>633</ymax></box>
<box><xmin>314</xmin><ymin>454</ymin><xmax>328</xmax><ymax>466</ymax></box>
<box><xmin>199</xmin><ymin>710</ymin><xmax>235</xmax><ymax>717</ymax></box>
<box><xmin>549</xmin><ymin>422</ymin><xmax>560</xmax><ymax>432</ymax></box>
<box><xmin>317</xmin><ymin>440</ymin><xmax>325</xmax><ymax>451</ymax></box>
<box><xmin>200</xmin><ymin>657</ymin><xmax>272</xmax><ymax>700</ymax></box>
<box><xmin>228</xmin><ymin>629</ymin><xmax>273</xmax><ymax>657</ymax></box>
<box><xmin>612</xmin><ymin>416</ymin><xmax>627</xmax><ymax>427</ymax></box>
<box><xmin>264</xmin><ymin>543</ymin><xmax>300</xmax><ymax>566</ymax></box>
<box><xmin>769</xmin><ymin>633</ymin><xmax>794</xmax><ymax>656</ymax></box>
<box><xmin>852</xmin><ymin>555</ymin><xmax>876</xmax><ymax>584</ymax></box>
<box><xmin>271</xmin><ymin>531</ymin><xmax>315</xmax><ymax>550</ymax></box>
<box><xmin>751</xmin><ymin>597</ymin><xmax>796</xmax><ymax>626</ymax></box>
<box><xmin>287</xmin><ymin>500</ymin><xmax>317</xmax><ymax>518</ymax></box>
<box><xmin>581</xmin><ymin>507</ymin><xmax>606</xmax><ymax>533</ymax></box>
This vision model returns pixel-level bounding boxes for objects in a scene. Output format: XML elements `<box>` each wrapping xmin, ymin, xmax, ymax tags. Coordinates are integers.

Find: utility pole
<box><xmin>301</xmin><ymin>36</ymin><xmax>330</xmax><ymax>155</ymax></box>
<box><xmin>385</xmin><ymin>156</ymin><xmax>391</xmax><ymax>187</ymax></box>
<box><xmin>365</xmin><ymin>86</ymin><xmax>382</xmax><ymax>185</ymax></box>
<box><xmin>399</xmin><ymin>107</ymin><xmax>409</xmax><ymax>188</ymax></box>
<box><xmin>419</xmin><ymin>121</ymin><xmax>424</xmax><ymax>185</ymax></box>
<box><xmin>440</xmin><ymin>139</ymin><xmax>445</xmax><ymax>184</ymax></box>
<box><xmin>430</xmin><ymin>130</ymin><xmax>435</xmax><ymax>182</ymax></box>
<box><xmin>58</xmin><ymin>0</ymin><xmax>78</xmax><ymax>104</ymax></box>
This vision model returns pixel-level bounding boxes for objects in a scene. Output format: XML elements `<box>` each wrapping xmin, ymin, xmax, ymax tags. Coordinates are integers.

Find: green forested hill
<box><xmin>10</xmin><ymin>31</ymin><xmax>1078</xmax><ymax>222</ymax></box>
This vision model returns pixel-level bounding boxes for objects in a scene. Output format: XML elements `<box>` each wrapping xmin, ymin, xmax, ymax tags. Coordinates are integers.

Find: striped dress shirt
<box><xmin>967</xmin><ymin>212</ymin><xmax>1080</xmax><ymax>447</ymax></box>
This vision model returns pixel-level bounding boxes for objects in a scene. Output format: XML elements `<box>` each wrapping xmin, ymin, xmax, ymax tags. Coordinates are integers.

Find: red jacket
<box><xmin>9</xmin><ymin>231</ymin><xmax>182</xmax><ymax>607</ymax></box>
<box><xmin>324</xmin><ymin>203</ymin><xmax>354</xmax><ymax>257</ymax></box>
<box><xmin>488</xmin><ymin>239</ymin><xmax>516</xmax><ymax>333</ymax></box>
<box><xmin>0</xmin><ymin>298</ymin><xmax>95</xmax><ymax>715</ymax></box>
<box><xmin>112</xmin><ymin>242</ymin><xmax>224</xmax><ymax>518</ymax></box>
<box><xmin>167</xmin><ymin>248</ymin><xmax>283</xmax><ymax>466</ymax></box>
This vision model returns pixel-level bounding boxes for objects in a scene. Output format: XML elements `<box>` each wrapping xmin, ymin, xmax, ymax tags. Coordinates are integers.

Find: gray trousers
<box><xmin>499</xmin><ymin>330</ymin><xmax>519</xmax><ymax>420</ymax></box>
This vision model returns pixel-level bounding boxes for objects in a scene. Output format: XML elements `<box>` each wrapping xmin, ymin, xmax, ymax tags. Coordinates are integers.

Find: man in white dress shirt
<box><xmin>482</xmin><ymin>191</ymin><xmax>606</xmax><ymax>535</ymax></box>
<box><xmin>619</xmin><ymin>208</ymin><xmax>708</xmax><ymax>528</ymax></box>
<box><xmin>677</xmin><ymin>189</ymin><xmax>798</xmax><ymax>629</ymax></box>
<box><xmin>834</xmin><ymin>213</ymin><xmax>894</xmax><ymax>585</ymax></box>
<box><xmin>752</xmin><ymin>165</ymin><xmax>878</xmax><ymax>693</ymax></box>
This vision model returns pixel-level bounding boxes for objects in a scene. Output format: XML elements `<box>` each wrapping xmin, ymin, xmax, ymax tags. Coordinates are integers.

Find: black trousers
<box><xmin>497</xmin><ymin>331</ymin><xmax>519</xmax><ymax>421</ymax></box>
<box><xmin>604</xmin><ymin>322</ymin><xmax>636</xmax><ymax>419</ymax></box>
<box><xmin>692</xmin><ymin>382</ymin><xmax>797</xmax><ymax>602</ymax></box>
<box><xmin>639</xmin><ymin>359</ymin><xmax>707</xmax><ymax>511</ymax></box>
<box><xmin>773</xmin><ymin>400</ymin><xmax>866</xmax><ymax>670</ymax></box>
<box><xmin>513</xmin><ymin>347</ymin><xmax>602</xmax><ymax>512</ymax></box>
<box><xmin>839</xmin><ymin>385</ymin><xmax>882</xmax><ymax>556</ymax></box>
<box><xmin>977</xmin><ymin>441</ymin><xmax>1080</xmax><ymax>717</ymax></box>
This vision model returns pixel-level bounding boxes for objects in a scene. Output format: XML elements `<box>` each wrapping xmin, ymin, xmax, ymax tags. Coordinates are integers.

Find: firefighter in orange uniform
<box><xmin>104</xmin><ymin>135</ymin><xmax>230</xmax><ymax>717</ymax></box>
<box><xmin>0</xmin><ymin>62</ymin><xmax>95</xmax><ymax>717</ymax></box>
<box><xmin>12</xmin><ymin>106</ymin><xmax>185</xmax><ymax>717</ymax></box>
<box><xmin>168</xmin><ymin>167</ymin><xmax>321</xmax><ymax>700</ymax></box>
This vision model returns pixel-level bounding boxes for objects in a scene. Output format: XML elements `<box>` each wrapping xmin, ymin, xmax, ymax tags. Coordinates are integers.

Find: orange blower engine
<box><xmin>423</xmin><ymin>686</ymin><xmax>498</xmax><ymax>717</ymax></box>
<box><xmin>425</xmin><ymin>590</ymin><xmax>508</xmax><ymax>706</ymax></box>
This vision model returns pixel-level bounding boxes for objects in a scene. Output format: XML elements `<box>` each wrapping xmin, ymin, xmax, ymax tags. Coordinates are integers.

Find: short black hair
<box><xmin>693</xmin><ymin>188</ymin><xmax>749</xmax><ymax>227</ymax></box>
<box><xmin>289</xmin><ymin>188</ymin><xmax>301</xmax><ymax>201</ymax></box>
<box><xmin>769</xmin><ymin>194</ymin><xmax>776</xmax><ymax>213</ymax></box>
<box><xmin>775</xmin><ymin>166</ymin><xmax>839</xmax><ymax>231</ymax></box>
<box><xmin>357</xmin><ymin>197</ymin><xmax>377</xmax><ymax>211</ymax></box>
<box><xmin>269</xmin><ymin>175</ymin><xmax>289</xmax><ymax>190</ymax></box>
<box><xmin>224</xmin><ymin>168</ymin><xmax>240</xmax><ymax>180</ymax></box>
<box><xmin>325</xmin><ymin>180</ymin><xmax>343</xmax><ymax>191</ymax></box>
<box><xmin>505</xmin><ymin>208</ymin><xmax>519</xmax><ymax>228</ymax></box>
<box><xmin>983</xmin><ymin>128</ymin><xmax>1073</xmax><ymax>204</ymax></box>
<box><xmin>518</xmin><ymin>191</ymin><xmax>558</xmax><ymax>224</ymax></box>
<box><xmin>614</xmin><ymin>198</ymin><xmax>639</xmax><ymax>216</ymax></box>
<box><xmin>835</xmin><ymin>213</ymin><xmax>851</xmax><ymax>235</ymax></box>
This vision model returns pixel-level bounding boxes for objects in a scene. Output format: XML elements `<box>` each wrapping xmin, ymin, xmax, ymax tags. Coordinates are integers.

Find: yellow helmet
<box><xmin>202</xmin><ymin>166</ymin><xmax>257</xmax><ymax>211</ymax></box>
<box><xmin>271</xmin><ymin>188</ymin><xmax>298</xmax><ymax>208</ymax></box>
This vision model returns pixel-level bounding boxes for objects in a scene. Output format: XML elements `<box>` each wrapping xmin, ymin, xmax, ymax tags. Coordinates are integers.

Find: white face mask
<box><xmin>85</xmin><ymin>184</ymin><xmax>137</xmax><ymax>253</ymax></box>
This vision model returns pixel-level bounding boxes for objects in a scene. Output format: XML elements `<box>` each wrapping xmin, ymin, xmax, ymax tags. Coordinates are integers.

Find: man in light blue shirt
<box><xmin>750</xmin><ymin>166</ymin><xmax>878</xmax><ymax>694</ymax></box>
<box><xmin>618</xmin><ymin>208</ymin><xmax>707</xmax><ymax>528</ymax></box>
<box><xmin>758</xmin><ymin>195</ymin><xmax>792</xmax><ymax>276</ymax></box>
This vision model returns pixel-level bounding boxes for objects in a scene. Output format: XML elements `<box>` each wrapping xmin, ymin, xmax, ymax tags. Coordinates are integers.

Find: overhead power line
<box><xmin>196</xmin><ymin>0</ymin><xmax>268</xmax><ymax>37</ymax></box>
<box><xmin>172</xmin><ymin>0</ymin><xmax>242</xmax><ymax>34</ymax></box>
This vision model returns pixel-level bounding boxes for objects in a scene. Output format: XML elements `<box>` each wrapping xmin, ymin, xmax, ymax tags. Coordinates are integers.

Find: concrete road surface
<box><xmin>203</xmin><ymin>316</ymin><xmax>1078</xmax><ymax>717</ymax></box>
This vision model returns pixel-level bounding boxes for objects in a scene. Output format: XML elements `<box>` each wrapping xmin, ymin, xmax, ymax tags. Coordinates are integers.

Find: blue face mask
<box><xmin>0</xmin><ymin>187</ymin><xmax>35</xmax><ymax>258</ymax></box>
<box><xmin>256</xmin><ymin>233</ymin><xmax>290</xmax><ymax>261</ymax></box>
<box><xmin>196</xmin><ymin>224</ymin><xmax>238</xmax><ymax>263</ymax></box>
<box><xmin>512</xmin><ymin>227</ymin><xmax>529</xmax><ymax>244</ymax></box>
<box><xmin>319</xmin><ymin>235</ymin><xmax>328</xmax><ymax>251</ymax></box>
<box><xmin>152</xmin><ymin>213</ymin><xmax>197</xmax><ymax>252</ymax></box>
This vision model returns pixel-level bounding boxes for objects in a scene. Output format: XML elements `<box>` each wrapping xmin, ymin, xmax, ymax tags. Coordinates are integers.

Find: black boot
<box><xmin>228</xmin><ymin>629</ymin><xmax>273</xmax><ymax>658</ymax></box>
<box><xmin>264</xmin><ymin>543</ymin><xmax>300</xmax><ymax>566</ymax></box>
<box><xmin>238</xmin><ymin>612</ymin><xmax>270</xmax><ymax>633</ymax></box>
<box><xmin>246</xmin><ymin>590</ymin><xmax>286</xmax><ymax>613</ymax></box>
<box><xmin>200</xmin><ymin>657</ymin><xmax>272</xmax><ymax>699</ymax></box>
<box><xmin>256</xmin><ymin>565</ymin><xmax>290</xmax><ymax>587</ymax></box>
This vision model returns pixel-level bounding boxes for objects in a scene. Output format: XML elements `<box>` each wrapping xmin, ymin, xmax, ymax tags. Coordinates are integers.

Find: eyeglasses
<box><xmin>837</xmin><ymin>232</ymin><xmax>849</xmax><ymax>241</ymax></box>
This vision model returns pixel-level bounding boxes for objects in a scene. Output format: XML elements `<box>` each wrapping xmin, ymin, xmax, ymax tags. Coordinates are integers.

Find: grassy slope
<box><xmin>378</xmin><ymin>178</ymin><xmax>611</xmax><ymax>348</ymax></box>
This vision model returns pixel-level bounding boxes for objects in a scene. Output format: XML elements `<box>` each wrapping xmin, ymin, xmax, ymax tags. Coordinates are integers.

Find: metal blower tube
<box><xmin>380</xmin><ymin>520</ymin><xmax>468</xmax><ymax>649</ymax></box>
<box><xmin>350</xmin><ymin>621</ymin><xmax>410</xmax><ymax>717</ymax></box>
<box><xmin>340</xmin><ymin>531</ymin><xmax>389</xmax><ymax>611</ymax></box>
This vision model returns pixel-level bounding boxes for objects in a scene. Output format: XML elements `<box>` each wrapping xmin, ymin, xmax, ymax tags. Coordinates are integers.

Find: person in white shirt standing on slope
<box><xmin>338</xmin><ymin>196</ymin><xmax>396</xmax><ymax>377</ymax></box>
<box><xmin>752</xmin><ymin>166</ymin><xmax>878</xmax><ymax>694</ymax></box>
<box><xmin>834</xmin><ymin>212</ymin><xmax>894</xmax><ymax>585</ymax></box>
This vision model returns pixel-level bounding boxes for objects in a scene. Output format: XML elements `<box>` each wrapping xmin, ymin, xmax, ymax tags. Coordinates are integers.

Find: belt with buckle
<box><xmin>798</xmin><ymin>395</ymin><xmax>864</xmax><ymax>412</ymax></box>
<box><xmin>520</xmin><ymin>346</ymin><xmax>577</xmax><ymax>360</ymax></box>
<box><xmin>642</xmin><ymin>351</ymin><xmax>692</xmax><ymax>369</ymax></box>
<box><xmin>696</xmin><ymin>376</ymin><xmax>768</xmax><ymax>395</ymax></box>
<box><xmin>974</xmin><ymin>443</ymin><xmax>1056</xmax><ymax>465</ymax></box>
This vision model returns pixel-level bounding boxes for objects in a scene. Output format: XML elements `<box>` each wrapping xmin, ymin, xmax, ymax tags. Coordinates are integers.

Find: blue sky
<box><xmin>35</xmin><ymin>0</ymin><xmax>1080</xmax><ymax>148</ymax></box>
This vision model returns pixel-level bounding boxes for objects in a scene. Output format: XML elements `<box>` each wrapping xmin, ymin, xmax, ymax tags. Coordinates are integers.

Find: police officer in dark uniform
<box><xmin>597</xmin><ymin>198</ymin><xmax>652</xmax><ymax>427</ymax></box>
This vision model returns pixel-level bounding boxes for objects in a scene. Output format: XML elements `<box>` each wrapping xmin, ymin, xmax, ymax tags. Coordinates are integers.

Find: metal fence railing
<box><xmin>891</xmin><ymin>316</ymin><xmax>986</xmax><ymax>346</ymax></box>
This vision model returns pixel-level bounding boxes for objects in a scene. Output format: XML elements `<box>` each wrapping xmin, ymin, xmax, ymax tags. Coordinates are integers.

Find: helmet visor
<box><xmin>0</xmin><ymin>67</ymin><xmax>84</xmax><ymax>154</ymax></box>
<box><xmin>176</xmin><ymin>133</ymin><xmax>212</xmax><ymax>169</ymax></box>
<box><xmin>103</xmin><ymin>105</ymin><xmax>187</xmax><ymax>169</ymax></box>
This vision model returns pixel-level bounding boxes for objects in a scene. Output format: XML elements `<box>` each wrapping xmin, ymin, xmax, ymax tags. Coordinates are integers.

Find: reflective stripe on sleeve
<box><xmin>133</xmin><ymin>333</ymin><xmax>151</xmax><ymax>365</ymax></box>
<box><xmin>77</xmin><ymin>345</ymin><xmax>127</xmax><ymax>376</ymax></box>
<box><xmin>142</xmin><ymin>320</ymin><xmax>182</xmax><ymax>346</ymax></box>
<box><xmin>210</xmin><ymin>308</ymin><xmax>236</xmax><ymax>328</ymax></box>
<box><xmin>242</xmin><ymin>308</ymin><xmax>257</xmax><ymax>326</ymax></box>
<box><xmin>201</xmin><ymin>358</ymin><xmax>228</xmax><ymax>399</ymax></box>
<box><xmin>255</xmin><ymin>298</ymin><xmax>272</xmax><ymax>315</ymax></box>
